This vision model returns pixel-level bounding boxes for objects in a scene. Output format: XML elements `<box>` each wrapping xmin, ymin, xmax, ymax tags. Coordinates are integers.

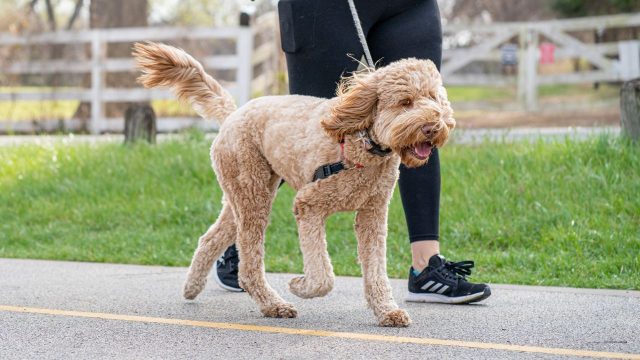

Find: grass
<box><xmin>1</xmin><ymin>134</ymin><xmax>638</xmax><ymax>289</ymax></box>
<box><xmin>447</xmin><ymin>86</ymin><xmax>513</xmax><ymax>102</ymax></box>
<box><xmin>0</xmin><ymin>83</ymin><xmax>620</xmax><ymax>121</ymax></box>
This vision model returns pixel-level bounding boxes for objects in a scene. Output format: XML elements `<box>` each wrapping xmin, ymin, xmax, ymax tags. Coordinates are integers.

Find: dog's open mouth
<box><xmin>409</xmin><ymin>141</ymin><xmax>433</xmax><ymax>160</ymax></box>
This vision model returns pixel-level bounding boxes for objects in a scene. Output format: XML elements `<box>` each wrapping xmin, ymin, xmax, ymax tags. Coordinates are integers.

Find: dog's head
<box><xmin>321</xmin><ymin>58</ymin><xmax>455</xmax><ymax>168</ymax></box>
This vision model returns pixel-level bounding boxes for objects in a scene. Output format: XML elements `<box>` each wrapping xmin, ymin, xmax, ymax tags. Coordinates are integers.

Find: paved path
<box><xmin>1</xmin><ymin>259</ymin><xmax>638</xmax><ymax>359</ymax></box>
<box><xmin>0</xmin><ymin>126</ymin><xmax>621</xmax><ymax>147</ymax></box>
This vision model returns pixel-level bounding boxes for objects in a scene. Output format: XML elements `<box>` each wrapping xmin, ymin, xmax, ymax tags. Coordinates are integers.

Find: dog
<box><xmin>133</xmin><ymin>42</ymin><xmax>455</xmax><ymax>327</ymax></box>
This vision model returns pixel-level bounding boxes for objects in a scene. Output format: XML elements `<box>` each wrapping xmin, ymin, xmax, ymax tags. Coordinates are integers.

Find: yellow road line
<box><xmin>1</xmin><ymin>304</ymin><xmax>638</xmax><ymax>359</ymax></box>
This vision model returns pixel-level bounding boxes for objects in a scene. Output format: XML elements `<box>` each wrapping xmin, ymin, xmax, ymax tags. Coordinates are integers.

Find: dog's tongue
<box><xmin>414</xmin><ymin>142</ymin><xmax>433</xmax><ymax>158</ymax></box>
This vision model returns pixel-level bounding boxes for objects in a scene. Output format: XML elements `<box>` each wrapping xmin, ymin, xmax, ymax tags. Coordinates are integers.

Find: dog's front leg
<box><xmin>355</xmin><ymin>206</ymin><xmax>411</xmax><ymax>327</ymax></box>
<box><xmin>288</xmin><ymin>203</ymin><xmax>334</xmax><ymax>298</ymax></box>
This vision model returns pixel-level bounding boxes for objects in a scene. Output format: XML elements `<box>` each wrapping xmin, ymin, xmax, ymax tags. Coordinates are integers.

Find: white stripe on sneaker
<box><xmin>420</xmin><ymin>280</ymin><xmax>435</xmax><ymax>291</ymax></box>
<box><xmin>436</xmin><ymin>285</ymin><xmax>449</xmax><ymax>294</ymax></box>
<box><xmin>430</xmin><ymin>283</ymin><xmax>443</xmax><ymax>292</ymax></box>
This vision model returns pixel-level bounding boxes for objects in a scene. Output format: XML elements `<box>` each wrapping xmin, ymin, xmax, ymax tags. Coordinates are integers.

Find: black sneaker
<box><xmin>214</xmin><ymin>244</ymin><xmax>244</xmax><ymax>292</ymax></box>
<box><xmin>406</xmin><ymin>254</ymin><xmax>491</xmax><ymax>304</ymax></box>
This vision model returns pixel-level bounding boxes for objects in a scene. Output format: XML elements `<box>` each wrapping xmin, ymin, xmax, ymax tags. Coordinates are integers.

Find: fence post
<box><xmin>620</xmin><ymin>79</ymin><xmax>640</xmax><ymax>142</ymax></box>
<box><xmin>618</xmin><ymin>41</ymin><xmax>640</xmax><ymax>81</ymax></box>
<box><xmin>517</xmin><ymin>27</ymin><xmax>527</xmax><ymax>106</ymax></box>
<box><xmin>236</xmin><ymin>26</ymin><xmax>254</xmax><ymax>106</ymax></box>
<box><xmin>90</xmin><ymin>31</ymin><xmax>105</xmax><ymax>134</ymax></box>
<box><xmin>524</xmin><ymin>28</ymin><xmax>539</xmax><ymax>111</ymax></box>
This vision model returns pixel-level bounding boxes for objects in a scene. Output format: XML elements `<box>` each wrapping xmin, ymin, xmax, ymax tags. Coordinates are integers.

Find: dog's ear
<box><xmin>321</xmin><ymin>73</ymin><xmax>378</xmax><ymax>142</ymax></box>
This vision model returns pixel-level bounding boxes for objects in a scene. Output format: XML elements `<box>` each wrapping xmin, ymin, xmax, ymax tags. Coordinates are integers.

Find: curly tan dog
<box><xmin>133</xmin><ymin>42</ymin><xmax>455</xmax><ymax>327</ymax></box>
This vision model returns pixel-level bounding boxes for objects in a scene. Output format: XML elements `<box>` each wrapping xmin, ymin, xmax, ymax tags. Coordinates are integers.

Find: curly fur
<box><xmin>133</xmin><ymin>42</ymin><xmax>236</xmax><ymax>121</ymax></box>
<box><xmin>133</xmin><ymin>42</ymin><xmax>455</xmax><ymax>327</ymax></box>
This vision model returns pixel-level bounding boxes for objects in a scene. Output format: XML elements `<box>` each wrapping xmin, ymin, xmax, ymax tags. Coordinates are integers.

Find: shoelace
<box><xmin>225</xmin><ymin>251</ymin><xmax>239</xmax><ymax>272</ymax></box>
<box><xmin>443</xmin><ymin>260</ymin><xmax>475</xmax><ymax>280</ymax></box>
<box><xmin>219</xmin><ymin>247</ymin><xmax>239</xmax><ymax>269</ymax></box>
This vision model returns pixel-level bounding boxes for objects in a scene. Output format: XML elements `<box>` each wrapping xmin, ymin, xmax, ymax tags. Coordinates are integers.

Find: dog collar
<box><xmin>356</xmin><ymin>130</ymin><xmax>392</xmax><ymax>157</ymax></box>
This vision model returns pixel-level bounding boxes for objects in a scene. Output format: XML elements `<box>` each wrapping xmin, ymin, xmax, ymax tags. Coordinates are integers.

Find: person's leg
<box><xmin>367</xmin><ymin>0</ymin><xmax>443</xmax><ymax>272</ymax></box>
<box><xmin>368</xmin><ymin>0</ymin><xmax>490</xmax><ymax>303</ymax></box>
<box><xmin>280</xmin><ymin>0</ymin><xmax>384</xmax><ymax>97</ymax></box>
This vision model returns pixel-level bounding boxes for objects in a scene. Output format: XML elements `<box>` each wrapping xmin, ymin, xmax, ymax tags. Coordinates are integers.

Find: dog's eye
<box><xmin>400</xmin><ymin>99</ymin><xmax>413</xmax><ymax>107</ymax></box>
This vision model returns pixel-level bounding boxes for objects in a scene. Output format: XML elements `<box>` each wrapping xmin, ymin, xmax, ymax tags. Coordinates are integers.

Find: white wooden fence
<box><xmin>442</xmin><ymin>13</ymin><xmax>640</xmax><ymax>111</ymax></box>
<box><xmin>0</xmin><ymin>12</ymin><xmax>279</xmax><ymax>134</ymax></box>
<box><xmin>1</xmin><ymin>12</ymin><xmax>639</xmax><ymax>133</ymax></box>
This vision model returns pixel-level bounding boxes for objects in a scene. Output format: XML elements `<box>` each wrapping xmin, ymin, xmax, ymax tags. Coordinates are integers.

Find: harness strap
<box><xmin>312</xmin><ymin>162</ymin><xmax>345</xmax><ymax>182</ymax></box>
<box><xmin>312</xmin><ymin>142</ymin><xmax>364</xmax><ymax>182</ymax></box>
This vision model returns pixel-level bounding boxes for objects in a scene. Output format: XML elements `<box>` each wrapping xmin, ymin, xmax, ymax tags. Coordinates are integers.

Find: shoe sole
<box><xmin>213</xmin><ymin>264</ymin><xmax>244</xmax><ymax>293</ymax></box>
<box><xmin>406</xmin><ymin>287</ymin><xmax>491</xmax><ymax>304</ymax></box>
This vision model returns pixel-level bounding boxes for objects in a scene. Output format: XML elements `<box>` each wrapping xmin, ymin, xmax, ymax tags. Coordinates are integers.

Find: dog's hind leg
<box><xmin>355</xmin><ymin>205</ymin><xmax>411</xmax><ymax>327</ymax></box>
<box><xmin>229</xmin><ymin>173</ymin><xmax>297</xmax><ymax>318</ymax></box>
<box><xmin>288</xmin><ymin>192</ymin><xmax>335</xmax><ymax>299</ymax></box>
<box><xmin>183</xmin><ymin>202</ymin><xmax>236</xmax><ymax>300</ymax></box>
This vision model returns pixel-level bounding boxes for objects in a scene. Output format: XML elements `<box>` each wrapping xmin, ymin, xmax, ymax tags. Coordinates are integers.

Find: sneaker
<box><xmin>406</xmin><ymin>254</ymin><xmax>491</xmax><ymax>304</ymax></box>
<box><xmin>214</xmin><ymin>244</ymin><xmax>244</xmax><ymax>292</ymax></box>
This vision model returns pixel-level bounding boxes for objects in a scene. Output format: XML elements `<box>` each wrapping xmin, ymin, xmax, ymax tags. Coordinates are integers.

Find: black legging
<box><xmin>278</xmin><ymin>0</ymin><xmax>442</xmax><ymax>241</ymax></box>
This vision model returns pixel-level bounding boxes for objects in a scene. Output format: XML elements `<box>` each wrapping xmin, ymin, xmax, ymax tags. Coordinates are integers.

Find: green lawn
<box><xmin>1</xmin><ymin>134</ymin><xmax>638</xmax><ymax>289</ymax></box>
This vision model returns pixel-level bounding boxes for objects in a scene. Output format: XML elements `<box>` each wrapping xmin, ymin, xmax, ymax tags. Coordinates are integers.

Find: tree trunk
<box><xmin>620</xmin><ymin>78</ymin><xmax>640</xmax><ymax>142</ymax></box>
<box><xmin>124</xmin><ymin>105</ymin><xmax>156</xmax><ymax>144</ymax></box>
<box><xmin>90</xmin><ymin>0</ymin><xmax>147</xmax><ymax>31</ymax></box>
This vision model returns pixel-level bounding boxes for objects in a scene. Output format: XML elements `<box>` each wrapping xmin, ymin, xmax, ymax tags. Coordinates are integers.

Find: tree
<box><xmin>28</xmin><ymin>0</ymin><xmax>85</xmax><ymax>30</ymax></box>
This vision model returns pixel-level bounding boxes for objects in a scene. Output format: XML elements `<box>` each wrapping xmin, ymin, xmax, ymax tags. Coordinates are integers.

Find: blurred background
<box><xmin>0</xmin><ymin>0</ymin><xmax>638</xmax><ymax>134</ymax></box>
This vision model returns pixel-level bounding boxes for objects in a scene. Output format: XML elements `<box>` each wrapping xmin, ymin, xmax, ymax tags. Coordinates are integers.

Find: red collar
<box><xmin>340</xmin><ymin>142</ymin><xmax>364</xmax><ymax>168</ymax></box>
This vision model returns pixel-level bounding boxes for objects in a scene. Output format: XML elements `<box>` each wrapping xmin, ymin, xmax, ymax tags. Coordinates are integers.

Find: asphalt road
<box><xmin>0</xmin><ymin>259</ymin><xmax>638</xmax><ymax>359</ymax></box>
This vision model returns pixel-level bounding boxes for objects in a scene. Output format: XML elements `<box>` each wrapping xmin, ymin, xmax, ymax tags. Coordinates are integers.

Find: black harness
<box><xmin>312</xmin><ymin>162</ymin><xmax>346</xmax><ymax>182</ymax></box>
<box><xmin>312</xmin><ymin>132</ymin><xmax>392</xmax><ymax>182</ymax></box>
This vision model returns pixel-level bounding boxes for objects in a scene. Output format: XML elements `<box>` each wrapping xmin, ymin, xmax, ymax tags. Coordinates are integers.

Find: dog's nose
<box><xmin>421</xmin><ymin>124</ymin><xmax>434</xmax><ymax>136</ymax></box>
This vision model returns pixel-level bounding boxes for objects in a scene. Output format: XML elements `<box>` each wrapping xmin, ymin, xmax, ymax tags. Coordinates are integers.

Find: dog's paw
<box><xmin>288</xmin><ymin>276</ymin><xmax>333</xmax><ymax>299</ymax></box>
<box><xmin>261</xmin><ymin>302</ymin><xmax>298</xmax><ymax>318</ymax></box>
<box><xmin>378</xmin><ymin>309</ymin><xmax>411</xmax><ymax>327</ymax></box>
<box><xmin>183</xmin><ymin>278</ymin><xmax>206</xmax><ymax>300</ymax></box>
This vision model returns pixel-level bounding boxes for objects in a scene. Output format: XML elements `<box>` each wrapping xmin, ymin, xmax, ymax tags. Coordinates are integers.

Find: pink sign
<box><xmin>539</xmin><ymin>42</ymin><xmax>555</xmax><ymax>64</ymax></box>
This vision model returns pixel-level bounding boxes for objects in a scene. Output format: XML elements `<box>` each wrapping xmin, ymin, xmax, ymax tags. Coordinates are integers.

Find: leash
<box><xmin>347</xmin><ymin>0</ymin><xmax>375</xmax><ymax>68</ymax></box>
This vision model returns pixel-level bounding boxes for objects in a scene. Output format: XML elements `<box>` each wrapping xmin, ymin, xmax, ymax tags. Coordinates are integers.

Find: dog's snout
<box><xmin>421</xmin><ymin>124</ymin><xmax>434</xmax><ymax>136</ymax></box>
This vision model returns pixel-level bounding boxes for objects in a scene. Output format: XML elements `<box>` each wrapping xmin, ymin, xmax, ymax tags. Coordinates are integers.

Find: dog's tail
<box><xmin>133</xmin><ymin>42</ymin><xmax>237</xmax><ymax>123</ymax></box>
